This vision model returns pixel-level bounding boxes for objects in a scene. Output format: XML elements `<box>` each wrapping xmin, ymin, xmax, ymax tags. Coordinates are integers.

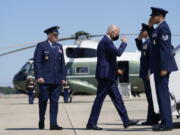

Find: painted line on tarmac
<box><xmin>63</xmin><ymin>105</ymin><xmax>77</xmax><ymax>135</ymax></box>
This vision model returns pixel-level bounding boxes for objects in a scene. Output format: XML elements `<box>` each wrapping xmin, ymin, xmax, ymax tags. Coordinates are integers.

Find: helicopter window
<box><xmin>76</xmin><ymin>67</ymin><xmax>89</xmax><ymax>74</ymax></box>
<box><xmin>21</xmin><ymin>62</ymin><xmax>31</xmax><ymax>72</ymax></box>
<box><xmin>66</xmin><ymin>48</ymin><xmax>97</xmax><ymax>58</ymax></box>
<box><xmin>29</xmin><ymin>63</ymin><xmax>34</xmax><ymax>73</ymax></box>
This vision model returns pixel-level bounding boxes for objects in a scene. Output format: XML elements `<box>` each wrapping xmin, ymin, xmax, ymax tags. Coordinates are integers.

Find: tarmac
<box><xmin>0</xmin><ymin>94</ymin><xmax>180</xmax><ymax>135</ymax></box>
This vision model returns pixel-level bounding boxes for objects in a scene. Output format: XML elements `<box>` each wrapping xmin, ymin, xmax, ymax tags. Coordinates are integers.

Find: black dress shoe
<box><xmin>86</xmin><ymin>124</ymin><xmax>103</xmax><ymax>130</ymax></box>
<box><xmin>124</xmin><ymin>120</ymin><xmax>139</xmax><ymax>128</ymax></box>
<box><xmin>39</xmin><ymin>121</ymin><xmax>44</xmax><ymax>130</ymax></box>
<box><xmin>50</xmin><ymin>125</ymin><xmax>63</xmax><ymax>130</ymax></box>
<box><xmin>141</xmin><ymin>121</ymin><xmax>159</xmax><ymax>125</ymax></box>
<box><xmin>152</xmin><ymin>125</ymin><xmax>173</xmax><ymax>131</ymax></box>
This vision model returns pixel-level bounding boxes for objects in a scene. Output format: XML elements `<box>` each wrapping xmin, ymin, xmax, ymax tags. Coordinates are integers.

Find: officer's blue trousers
<box><xmin>39</xmin><ymin>84</ymin><xmax>61</xmax><ymax>126</ymax></box>
<box><xmin>154</xmin><ymin>73</ymin><xmax>172</xmax><ymax>128</ymax></box>
<box><xmin>28</xmin><ymin>88</ymin><xmax>34</xmax><ymax>104</ymax></box>
<box><xmin>87</xmin><ymin>79</ymin><xmax>129</xmax><ymax>126</ymax></box>
<box><xmin>143</xmin><ymin>78</ymin><xmax>159</xmax><ymax>122</ymax></box>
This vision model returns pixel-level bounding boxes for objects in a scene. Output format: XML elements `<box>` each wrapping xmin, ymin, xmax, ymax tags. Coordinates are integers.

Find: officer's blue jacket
<box><xmin>34</xmin><ymin>40</ymin><xmax>66</xmax><ymax>85</ymax></box>
<box><xmin>147</xmin><ymin>21</ymin><xmax>178</xmax><ymax>73</ymax></box>
<box><xmin>135</xmin><ymin>38</ymin><xmax>151</xmax><ymax>78</ymax></box>
<box><xmin>95</xmin><ymin>35</ymin><xmax>127</xmax><ymax>81</ymax></box>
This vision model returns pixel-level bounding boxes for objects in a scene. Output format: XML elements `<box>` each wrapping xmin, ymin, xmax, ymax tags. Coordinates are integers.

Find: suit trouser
<box><xmin>154</xmin><ymin>73</ymin><xmax>173</xmax><ymax>128</ymax></box>
<box><xmin>39</xmin><ymin>84</ymin><xmax>61</xmax><ymax>126</ymax></box>
<box><xmin>87</xmin><ymin>79</ymin><xmax>129</xmax><ymax>126</ymax></box>
<box><xmin>142</xmin><ymin>78</ymin><xmax>160</xmax><ymax>122</ymax></box>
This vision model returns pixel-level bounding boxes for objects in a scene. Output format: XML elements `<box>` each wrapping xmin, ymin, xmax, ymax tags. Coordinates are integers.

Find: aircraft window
<box><xmin>21</xmin><ymin>62</ymin><xmax>31</xmax><ymax>71</ymax></box>
<box><xmin>66</xmin><ymin>48</ymin><xmax>97</xmax><ymax>58</ymax></box>
<box><xmin>76</xmin><ymin>67</ymin><xmax>89</xmax><ymax>74</ymax></box>
<box><xmin>30</xmin><ymin>63</ymin><xmax>34</xmax><ymax>72</ymax></box>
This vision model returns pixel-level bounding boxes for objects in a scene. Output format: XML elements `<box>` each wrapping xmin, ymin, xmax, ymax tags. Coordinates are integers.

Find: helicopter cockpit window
<box><xmin>21</xmin><ymin>62</ymin><xmax>31</xmax><ymax>72</ymax></box>
<box><xmin>29</xmin><ymin>63</ymin><xmax>34</xmax><ymax>73</ymax></box>
<box><xmin>66</xmin><ymin>48</ymin><xmax>97</xmax><ymax>58</ymax></box>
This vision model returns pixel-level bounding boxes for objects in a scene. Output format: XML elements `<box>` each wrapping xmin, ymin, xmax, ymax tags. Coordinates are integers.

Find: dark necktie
<box><xmin>52</xmin><ymin>43</ymin><xmax>56</xmax><ymax>49</ymax></box>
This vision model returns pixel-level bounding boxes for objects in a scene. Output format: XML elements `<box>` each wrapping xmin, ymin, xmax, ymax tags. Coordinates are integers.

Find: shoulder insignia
<box><xmin>162</xmin><ymin>35</ymin><xmax>169</xmax><ymax>41</ymax></box>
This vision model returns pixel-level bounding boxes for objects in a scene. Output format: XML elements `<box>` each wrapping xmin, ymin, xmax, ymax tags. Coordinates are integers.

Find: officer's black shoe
<box><xmin>39</xmin><ymin>121</ymin><xmax>45</xmax><ymax>130</ymax></box>
<box><xmin>124</xmin><ymin>120</ymin><xmax>139</xmax><ymax>128</ymax></box>
<box><xmin>86</xmin><ymin>124</ymin><xmax>103</xmax><ymax>130</ymax></box>
<box><xmin>152</xmin><ymin>125</ymin><xmax>173</xmax><ymax>131</ymax></box>
<box><xmin>50</xmin><ymin>125</ymin><xmax>63</xmax><ymax>130</ymax></box>
<box><xmin>141</xmin><ymin>121</ymin><xmax>159</xmax><ymax>125</ymax></box>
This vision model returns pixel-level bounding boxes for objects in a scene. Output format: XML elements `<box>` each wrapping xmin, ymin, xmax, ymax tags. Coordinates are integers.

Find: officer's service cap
<box><xmin>141</xmin><ymin>23</ymin><xmax>148</xmax><ymax>32</ymax></box>
<box><xmin>150</xmin><ymin>7</ymin><xmax>168</xmax><ymax>17</ymax></box>
<box><xmin>44</xmin><ymin>26</ymin><xmax>60</xmax><ymax>35</ymax></box>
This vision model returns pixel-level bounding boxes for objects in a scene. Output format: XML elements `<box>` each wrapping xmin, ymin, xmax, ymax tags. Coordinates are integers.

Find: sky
<box><xmin>0</xmin><ymin>0</ymin><xmax>179</xmax><ymax>86</ymax></box>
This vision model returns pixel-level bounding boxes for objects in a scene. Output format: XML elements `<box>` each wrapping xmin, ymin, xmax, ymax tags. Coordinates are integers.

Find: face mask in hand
<box><xmin>112</xmin><ymin>35</ymin><xmax>119</xmax><ymax>41</ymax></box>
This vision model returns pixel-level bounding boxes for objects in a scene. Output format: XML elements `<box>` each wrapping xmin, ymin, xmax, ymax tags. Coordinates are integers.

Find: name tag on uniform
<box><xmin>152</xmin><ymin>32</ymin><xmax>157</xmax><ymax>45</ymax></box>
<box><xmin>152</xmin><ymin>33</ymin><xmax>157</xmax><ymax>38</ymax></box>
<box><xmin>143</xmin><ymin>44</ymin><xmax>148</xmax><ymax>50</ymax></box>
<box><xmin>44</xmin><ymin>51</ymin><xmax>49</xmax><ymax>60</ymax></box>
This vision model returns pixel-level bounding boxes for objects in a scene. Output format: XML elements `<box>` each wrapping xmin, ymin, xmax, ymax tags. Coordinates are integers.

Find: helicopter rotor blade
<box><xmin>0</xmin><ymin>36</ymin><xmax>79</xmax><ymax>57</ymax></box>
<box><xmin>0</xmin><ymin>37</ymin><xmax>76</xmax><ymax>51</ymax></box>
<box><xmin>0</xmin><ymin>45</ymin><xmax>37</xmax><ymax>57</ymax></box>
<box><xmin>0</xmin><ymin>41</ymin><xmax>40</xmax><ymax>51</ymax></box>
<box><xmin>88</xmin><ymin>34</ymin><xmax>139</xmax><ymax>38</ymax></box>
<box><xmin>0</xmin><ymin>32</ymin><xmax>180</xmax><ymax>57</ymax></box>
<box><xmin>58</xmin><ymin>37</ymin><xmax>76</xmax><ymax>41</ymax></box>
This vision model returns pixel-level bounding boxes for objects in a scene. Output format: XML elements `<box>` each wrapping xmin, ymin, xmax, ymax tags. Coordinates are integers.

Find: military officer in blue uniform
<box><xmin>135</xmin><ymin>24</ymin><xmax>160</xmax><ymax>125</ymax></box>
<box><xmin>146</xmin><ymin>7</ymin><xmax>178</xmax><ymax>131</ymax></box>
<box><xmin>86</xmin><ymin>25</ymin><xmax>139</xmax><ymax>130</ymax></box>
<box><xmin>34</xmin><ymin>26</ymin><xmax>66</xmax><ymax>130</ymax></box>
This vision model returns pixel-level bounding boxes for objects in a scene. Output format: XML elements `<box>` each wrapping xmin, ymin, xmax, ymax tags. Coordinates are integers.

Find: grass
<box><xmin>0</xmin><ymin>86</ymin><xmax>18</xmax><ymax>94</ymax></box>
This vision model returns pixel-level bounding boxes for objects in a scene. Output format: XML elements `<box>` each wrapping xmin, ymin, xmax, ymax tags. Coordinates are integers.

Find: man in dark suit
<box><xmin>147</xmin><ymin>7</ymin><xmax>178</xmax><ymax>131</ymax></box>
<box><xmin>135</xmin><ymin>24</ymin><xmax>160</xmax><ymax>125</ymax></box>
<box><xmin>86</xmin><ymin>25</ymin><xmax>139</xmax><ymax>130</ymax></box>
<box><xmin>34</xmin><ymin>26</ymin><xmax>66</xmax><ymax>130</ymax></box>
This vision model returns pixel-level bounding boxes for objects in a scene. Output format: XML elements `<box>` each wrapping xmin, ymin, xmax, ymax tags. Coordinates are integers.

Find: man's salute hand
<box><xmin>121</xmin><ymin>37</ymin><xmax>128</xmax><ymax>43</ymax></box>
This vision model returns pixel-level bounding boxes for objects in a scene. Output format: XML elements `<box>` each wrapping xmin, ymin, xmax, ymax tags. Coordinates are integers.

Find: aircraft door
<box><xmin>117</xmin><ymin>61</ymin><xmax>129</xmax><ymax>84</ymax></box>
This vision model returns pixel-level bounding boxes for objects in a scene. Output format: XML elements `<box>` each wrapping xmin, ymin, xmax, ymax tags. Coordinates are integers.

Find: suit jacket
<box><xmin>135</xmin><ymin>38</ymin><xmax>151</xmax><ymax>78</ymax></box>
<box><xmin>147</xmin><ymin>21</ymin><xmax>178</xmax><ymax>73</ymax></box>
<box><xmin>34</xmin><ymin>40</ymin><xmax>66</xmax><ymax>85</ymax></box>
<box><xmin>95</xmin><ymin>35</ymin><xmax>127</xmax><ymax>81</ymax></box>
